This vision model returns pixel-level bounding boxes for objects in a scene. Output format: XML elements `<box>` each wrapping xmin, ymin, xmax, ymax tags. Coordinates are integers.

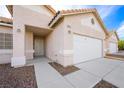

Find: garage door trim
<box><xmin>73</xmin><ymin>34</ymin><xmax>103</xmax><ymax>64</ymax></box>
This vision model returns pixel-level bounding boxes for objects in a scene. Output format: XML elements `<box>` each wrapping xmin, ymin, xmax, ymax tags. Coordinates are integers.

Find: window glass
<box><xmin>0</xmin><ymin>33</ymin><xmax>13</xmax><ymax>49</ymax></box>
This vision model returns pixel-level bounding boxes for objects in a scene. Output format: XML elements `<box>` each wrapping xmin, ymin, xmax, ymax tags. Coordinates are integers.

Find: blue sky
<box><xmin>0</xmin><ymin>5</ymin><xmax>124</xmax><ymax>40</ymax></box>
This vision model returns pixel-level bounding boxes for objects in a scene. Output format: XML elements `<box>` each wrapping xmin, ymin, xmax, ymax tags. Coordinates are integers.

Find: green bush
<box><xmin>118</xmin><ymin>40</ymin><xmax>124</xmax><ymax>50</ymax></box>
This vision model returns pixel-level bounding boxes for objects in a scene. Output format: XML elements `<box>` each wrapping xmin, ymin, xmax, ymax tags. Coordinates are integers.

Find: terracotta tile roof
<box><xmin>0</xmin><ymin>16</ymin><xmax>12</xmax><ymax>24</ymax></box>
<box><xmin>48</xmin><ymin>8</ymin><xmax>109</xmax><ymax>35</ymax></box>
<box><xmin>48</xmin><ymin>8</ymin><xmax>98</xmax><ymax>26</ymax></box>
<box><xmin>60</xmin><ymin>8</ymin><xmax>96</xmax><ymax>14</ymax></box>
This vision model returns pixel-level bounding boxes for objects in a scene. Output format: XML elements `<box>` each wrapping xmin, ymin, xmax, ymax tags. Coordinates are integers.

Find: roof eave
<box><xmin>44</xmin><ymin>5</ymin><xmax>56</xmax><ymax>15</ymax></box>
<box><xmin>108</xmin><ymin>31</ymin><xmax>120</xmax><ymax>41</ymax></box>
<box><xmin>49</xmin><ymin>14</ymin><xmax>63</xmax><ymax>28</ymax></box>
<box><xmin>50</xmin><ymin>11</ymin><xmax>109</xmax><ymax>36</ymax></box>
<box><xmin>0</xmin><ymin>23</ymin><xmax>13</xmax><ymax>27</ymax></box>
<box><xmin>92</xmin><ymin>11</ymin><xmax>109</xmax><ymax>36</ymax></box>
<box><xmin>49</xmin><ymin>12</ymin><xmax>93</xmax><ymax>28</ymax></box>
<box><xmin>6</xmin><ymin>5</ymin><xmax>13</xmax><ymax>16</ymax></box>
<box><xmin>114</xmin><ymin>31</ymin><xmax>120</xmax><ymax>41</ymax></box>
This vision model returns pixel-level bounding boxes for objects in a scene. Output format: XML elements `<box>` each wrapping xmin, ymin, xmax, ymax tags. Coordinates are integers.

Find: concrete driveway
<box><xmin>75</xmin><ymin>58</ymin><xmax>124</xmax><ymax>87</ymax></box>
<box><xmin>28</xmin><ymin>57</ymin><xmax>124</xmax><ymax>88</ymax></box>
<box><xmin>75</xmin><ymin>58</ymin><xmax>123</xmax><ymax>77</ymax></box>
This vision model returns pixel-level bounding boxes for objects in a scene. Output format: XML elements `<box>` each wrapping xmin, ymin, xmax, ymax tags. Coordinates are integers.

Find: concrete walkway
<box><xmin>27</xmin><ymin>58</ymin><xmax>73</xmax><ymax>88</ymax></box>
<box><xmin>28</xmin><ymin>57</ymin><xmax>124</xmax><ymax>88</ymax></box>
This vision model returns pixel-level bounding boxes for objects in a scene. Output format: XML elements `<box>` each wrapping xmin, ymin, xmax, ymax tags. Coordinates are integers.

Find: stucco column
<box><xmin>11</xmin><ymin>6</ymin><xmax>26</xmax><ymax>67</ymax></box>
<box><xmin>11</xmin><ymin>23</ymin><xmax>26</xmax><ymax>67</ymax></box>
<box><xmin>63</xmin><ymin>26</ymin><xmax>73</xmax><ymax>67</ymax></box>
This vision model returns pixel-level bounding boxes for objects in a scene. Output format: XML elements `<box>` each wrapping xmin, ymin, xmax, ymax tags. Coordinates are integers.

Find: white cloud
<box><xmin>97</xmin><ymin>6</ymin><xmax>121</xmax><ymax>19</ymax></box>
<box><xmin>0</xmin><ymin>5</ymin><xmax>11</xmax><ymax>18</ymax></box>
<box><xmin>117</xmin><ymin>21</ymin><xmax>124</xmax><ymax>40</ymax></box>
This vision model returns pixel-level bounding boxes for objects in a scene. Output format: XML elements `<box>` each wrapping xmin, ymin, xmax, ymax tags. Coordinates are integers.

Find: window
<box><xmin>0</xmin><ymin>33</ymin><xmax>13</xmax><ymax>49</ymax></box>
<box><xmin>91</xmin><ymin>18</ymin><xmax>95</xmax><ymax>25</ymax></box>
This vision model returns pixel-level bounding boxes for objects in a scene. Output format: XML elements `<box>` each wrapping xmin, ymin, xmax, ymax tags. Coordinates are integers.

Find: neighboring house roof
<box><xmin>6</xmin><ymin>5</ymin><xmax>56</xmax><ymax>16</ymax></box>
<box><xmin>109</xmin><ymin>31</ymin><xmax>119</xmax><ymax>41</ymax></box>
<box><xmin>0</xmin><ymin>16</ymin><xmax>12</xmax><ymax>27</ymax></box>
<box><xmin>48</xmin><ymin>8</ymin><xmax>109</xmax><ymax>35</ymax></box>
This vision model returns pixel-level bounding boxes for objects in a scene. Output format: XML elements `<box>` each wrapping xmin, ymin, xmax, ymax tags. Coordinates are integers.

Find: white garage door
<box><xmin>109</xmin><ymin>42</ymin><xmax>117</xmax><ymax>53</ymax></box>
<box><xmin>73</xmin><ymin>34</ymin><xmax>102</xmax><ymax>64</ymax></box>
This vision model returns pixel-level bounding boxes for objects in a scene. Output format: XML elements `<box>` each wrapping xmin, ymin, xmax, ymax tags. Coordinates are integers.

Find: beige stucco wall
<box><xmin>45</xmin><ymin>21</ymin><xmax>65</xmax><ymax>66</ymax></box>
<box><xmin>13</xmin><ymin>5</ymin><xmax>53</xmax><ymax>28</ymax></box>
<box><xmin>63</xmin><ymin>18</ymin><xmax>74</xmax><ymax>66</ymax></box>
<box><xmin>0</xmin><ymin>26</ymin><xmax>13</xmax><ymax>64</ymax></box>
<box><xmin>21</xmin><ymin>5</ymin><xmax>54</xmax><ymax>18</ymax></box>
<box><xmin>64</xmin><ymin>13</ymin><xmax>106</xmax><ymax>52</ymax></box>
<box><xmin>12</xmin><ymin>5</ymin><xmax>109</xmax><ymax>67</ymax></box>
<box><xmin>46</xmin><ymin>13</ymin><xmax>107</xmax><ymax>67</ymax></box>
<box><xmin>62</xmin><ymin>13</ymin><xmax>107</xmax><ymax>66</ymax></box>
<box><xmin>64</xmin><ymin>13</ymin><xmax>106</xmax><ymax>39</ymax></box>
<box><xmin>12</xmin><ymin>5</ymin><xmax>54</xmax><ymax>66</ymax></box>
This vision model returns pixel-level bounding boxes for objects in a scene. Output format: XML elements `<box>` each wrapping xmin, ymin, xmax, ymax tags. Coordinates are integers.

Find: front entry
<box><xmin>34</xmin><ymin>36</ymin><xmax>44</xmax><ymax>57</ymax></box>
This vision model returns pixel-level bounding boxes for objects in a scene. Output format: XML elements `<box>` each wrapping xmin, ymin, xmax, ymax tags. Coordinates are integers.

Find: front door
<box><xmin>34</xmin><ymin>36</ymin><xmax>44</xmax><ymax>57</ymax></box>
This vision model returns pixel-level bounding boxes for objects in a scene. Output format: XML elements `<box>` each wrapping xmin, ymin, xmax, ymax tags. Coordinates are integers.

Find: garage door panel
<box><xmin>74</xmin><ymin>35</ymin><xmax>102</xmax><ymax>64</ymax></box>
<box><xmin>109</xmin><ymin>42</ymin><xmax>117</xmax><ymax>53</ymax></box>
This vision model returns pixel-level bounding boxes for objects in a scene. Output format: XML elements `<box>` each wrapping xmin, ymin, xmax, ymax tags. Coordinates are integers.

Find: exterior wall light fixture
<box><xmin>17</xmin><ymin>29</ymin><xmax>21</xmax><ymax>32</ymax></box>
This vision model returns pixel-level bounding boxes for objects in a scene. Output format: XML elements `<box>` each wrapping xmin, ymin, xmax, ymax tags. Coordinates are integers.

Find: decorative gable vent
<box><xmin>91</xmin><ymin>18</ymin><xmax>95</xmax><ymax>25</ymax></box>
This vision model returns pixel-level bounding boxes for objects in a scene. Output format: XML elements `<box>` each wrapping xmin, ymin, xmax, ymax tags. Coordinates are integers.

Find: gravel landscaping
<box><xmin>49</xmin><ymin>62</ymin><xmax>80</xmax><ymax>76</ymax></box>
<box><xmin>0</xmin><ymin>63</ymin><xmax>37</xmax><ymax>88</ymax></box>
<box><xmin>93</xmin><ymin>80</ymin><xmax>117</xmax><ymax>88</ymax></box>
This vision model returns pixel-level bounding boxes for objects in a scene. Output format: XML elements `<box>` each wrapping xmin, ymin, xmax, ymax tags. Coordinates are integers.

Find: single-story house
<box><xmin>0</xmin><ymin>5</ymin><xmax>119</xmax><ymax>67</ymax></box>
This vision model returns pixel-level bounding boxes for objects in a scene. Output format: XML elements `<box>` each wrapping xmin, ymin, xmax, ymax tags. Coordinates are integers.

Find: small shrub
<box><xmin>118</xmin><ymin>40</ymin><xmax>124</xmax><ymax>50</ymax></box>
